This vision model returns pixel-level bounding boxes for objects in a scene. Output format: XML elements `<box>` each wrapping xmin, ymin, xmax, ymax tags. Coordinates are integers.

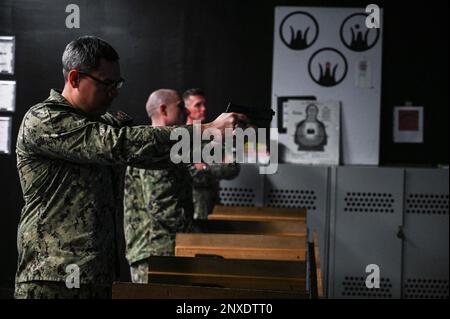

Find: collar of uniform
<box><xmin>46</xmin><ymin>89</ymin><xmax>103</xmax><ymax>122</ymax></box>
<box><xmin>46</xmin><ymin>90</ymin><xmax>133</xmax><ymax>126</ymax></box>
<box><xmin>47</xmin><ymin>89</ymin><xmax>72</xmax><ymax>107</ymax></box>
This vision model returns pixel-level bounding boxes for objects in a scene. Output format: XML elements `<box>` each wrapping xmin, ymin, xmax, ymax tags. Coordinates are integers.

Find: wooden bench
<box><xmin>175</xmin><ymin>233</ymin><xmax>307</xmax><ymax>261</ymax></box>
<box><xmin>209</xmin><ymin>205</ymin><xmax>306</xmax><ymax>222</ymax></box>
<box><xmin>192</xmin><ymin>219</ymin><xmax>306</xmax><ymax>237</ymax></box>
<box><xmin>146</xmin><ymin>255</ymin><xmax>306</xmax><ymax>292</ymax></box>
<box><xmin>112</xmin><ymin>282</ymin><xmax>304</xmax><ymax>299</ymax></box>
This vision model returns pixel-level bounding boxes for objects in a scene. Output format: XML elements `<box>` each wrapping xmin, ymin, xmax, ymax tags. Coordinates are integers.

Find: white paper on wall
<box><xmin>0</xmin><ymin>116</ymin><xmax>12</xmax><ymax>154</ymax></box>
<box><xmin>271</xmin><ymin>7</ymin><xmax>383</xmax><ymax>165</ymax></box>
<box><xmin>284</xmin><ymin>100</ymin><xmax>340</xmax><ymax>165</ymax></box>
<box><xmin>354</xmin><ymin>56</ymin><xmax>373</xmax><ymax>89</ymax></box>
<box><xmin>0</xmin><ymin>80</ymin><xmax>16</xmax><ymax>112</ymax></box>
<box><xmin>393</xmin><ymin>106</ymin><xmax>424</xmax><ymax>143</ymax></box>
<box><xmin>0</xmin><ymin>36</ymin><xmax>15</xmax><ymax>75</ymax></box>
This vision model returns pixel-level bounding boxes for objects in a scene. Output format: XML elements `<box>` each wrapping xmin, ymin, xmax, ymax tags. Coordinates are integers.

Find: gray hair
<box><xmin>62</xmin><ymin>35</ymin><xmax>119</xmax><ymax>81</ymax></box>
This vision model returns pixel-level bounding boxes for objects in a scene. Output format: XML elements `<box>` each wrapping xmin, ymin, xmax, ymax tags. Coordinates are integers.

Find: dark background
<box><xmin>0</xmin><ymin>0</ymin><xmax>448</xmax><ymax>292</ymax></box>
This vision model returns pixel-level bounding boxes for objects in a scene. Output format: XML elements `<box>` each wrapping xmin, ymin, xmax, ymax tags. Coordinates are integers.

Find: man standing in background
<box><xmin>124</xmin><ymin>89</ymin><xmax>194</xmax><ymax>284</ymax></box>
<box><xmin>183</xmin><ymin>89</ymin><xmax>240</xmax><ymax>220</ymax></box>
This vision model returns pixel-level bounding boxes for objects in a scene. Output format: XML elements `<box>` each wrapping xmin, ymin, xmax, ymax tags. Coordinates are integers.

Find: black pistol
<box><xmin>225</xmin><ymin>102</ymin><xmax>275</xmax><ymax>128</ymax></box>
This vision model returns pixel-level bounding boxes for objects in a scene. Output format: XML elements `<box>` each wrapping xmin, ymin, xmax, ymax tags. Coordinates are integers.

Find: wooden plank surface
<box><xmin>209</xmin><ymin>205</ymin><xmax>306</xmax><ymax>222</ymax></box>
<box><xmin>192</xmin><ymin>220</ymin><xmax>306</xmax><ymax>237</ymax></box>
<box><xmin>175</xmin><ymin>233</ymin><xmax>306</xmax><ymax>261</ymax></box>
<box><xmin>313</xmin><ymin>231</ymin><xmax>324</xmax><ymax>298</ymax></box>
<box><xmin>147</xmin><ymin>256</ymin><xmax>306</xmax><ymax>292</ymax></box>
<box><xmin>112</xmin><ymin>282</ymin><xmax>305</xmax><ymax>299</ymax></box>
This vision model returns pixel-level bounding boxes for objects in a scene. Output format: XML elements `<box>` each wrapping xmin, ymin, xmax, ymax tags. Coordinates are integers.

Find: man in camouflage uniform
<box><xmin>14</xmin><ymin>36</ymin><xmax>245</xmax><ymax>298</ymax></box>
<box><xmin>183</xmin><ymin>88</ymin><xmax>240</xmax><ymax>219</ymax></box>
<box><xmin>124</xmin><ymin>89</ymin><xmax>194</xmax><ymax>284</ymax></box>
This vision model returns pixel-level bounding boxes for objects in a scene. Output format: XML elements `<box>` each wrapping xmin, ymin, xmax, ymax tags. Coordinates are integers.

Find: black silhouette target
<box><xmin>279</xmin><ymin>11</ymin><xmax>319</xmax><ymax>50</ymax></box>
<box><xmin>340</xmin><ymin>13</ymin><xmax>380</xmax><ymax>52</ymax></box>
<box><xmin>308</xmin><ymin>48</ymin><xmax>348</xmax><ymax>87</ymax></box>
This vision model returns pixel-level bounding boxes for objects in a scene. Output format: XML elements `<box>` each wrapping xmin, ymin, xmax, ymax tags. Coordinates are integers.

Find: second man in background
<box><xmin>183</xmin><ymin>89</ymin><xmax>240</xmax><ymax>220</ymax></box>
<box><xmin>124</xmin><ymin>89</ymin><xmax>194</xmax><ymax>283</ymax></box>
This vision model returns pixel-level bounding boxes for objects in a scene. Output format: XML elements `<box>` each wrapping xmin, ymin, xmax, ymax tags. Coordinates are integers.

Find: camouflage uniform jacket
<box><xmin>15</xmin><ymin>89</ymin><xmax>191</xmax><ymax>285</ymax></box>
<box><xmin>124</xmin><ymin>163</ymin><xmax>194</xmax><ymax>265</ymax></box>
<box><xmin>189</xmin><ymin>163</ymin><xmax>240</xmax><ymax>219</ymax></box>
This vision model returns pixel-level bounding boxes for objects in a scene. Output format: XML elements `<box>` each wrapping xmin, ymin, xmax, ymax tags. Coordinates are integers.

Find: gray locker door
<box><xmin>219</xmin><ymin>164</ymin><xmax>264</xmax><ymax>207</ymax></box>
<box><xmin>263</xmin><ymin>163</ymin><xmax>330</xmax><ymax>295</ymax></box>
<box><xmin>402</xmin><ymin>168</ymin><xmax>449</xmax><ymax>299</ymax></box>
<box><xmin>330</xmin><ymin>166</ymin><xmax>404</xmax><ymax>298</ymax></box>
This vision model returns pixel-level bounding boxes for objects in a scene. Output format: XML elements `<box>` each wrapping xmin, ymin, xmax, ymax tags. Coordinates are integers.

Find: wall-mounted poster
<box><xmin>0</xmin><ymin>80</ymin><xmax>16</xmax><ymax>112</ymax></box>
<box><xmin>0</xmin><ymin>116</ymin><xmax>12</xmax><ymax>154</ymax></box>
<box><xmin>393</xmin><ymin>106</ymin><xmax>424</xmax><ymax>143</ymax></box>
<box><xmin>271</xmin><ymin>7</ymin><xmax>383</xmax><ymax>165</ymax></box>
<box><xmin>0</xmin><ymin>36</ymin><xmax>15</xmax><ymax>75</ymax></box>
<box><xmin>283</xmin><ymin>100</ymin><xmax>340</xmax><ymax>165</ymax></box>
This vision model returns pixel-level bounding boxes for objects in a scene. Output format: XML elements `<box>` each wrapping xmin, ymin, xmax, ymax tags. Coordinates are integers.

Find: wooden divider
<box><xmin>146</xmin><ymin>255</ymin><xmax>306</xmax><ymax>292</ymax></box>
<box><xmin>209</xmin><ymin>205</ymin><xmax>306</xmax><ymax>222</ymax></box>
<box><xmin>312</xmin><ymin>231</ymin><xmax>324</xmax><ymax>298</ymax></box>
<box><xmin>192</xmin><ymin>219</ymin><xmax>306</xmax><ymax>237</ymax></box>
<box><xmin>175</xmin><ymin>233</ymin><xmax>307</xmax><ymax>261</ymax></box>
<box><xmin>112</xmin><ymin>282</ymin><xmax>304</xmax><ymax>299</ymax></box>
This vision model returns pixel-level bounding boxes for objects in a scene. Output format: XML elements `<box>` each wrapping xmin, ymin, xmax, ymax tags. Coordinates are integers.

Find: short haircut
<box><xmin>62</xmin><ymin>35</ymin><xmax>119</xmax><ymax>81</ymax></box>
<box><xmin>146</xmin><ymin>89</ymin><xmax>179</xmax><ymax>118</ymax></box>
<box><xmin>182</xmin><ymin>88</ymin><xmax>205</xmax><ymax>101</ymax></box>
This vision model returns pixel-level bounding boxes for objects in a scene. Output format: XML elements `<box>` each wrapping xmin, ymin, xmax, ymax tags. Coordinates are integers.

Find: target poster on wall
<box><xmin>284</xmin><ymin>100</ymin><xmax>340</xmax><ymax>165</ymax></box>
<box><xmin>271</xmin><ymin>7</ymin><xmax>383</xmax><ymax>165</ymax></box>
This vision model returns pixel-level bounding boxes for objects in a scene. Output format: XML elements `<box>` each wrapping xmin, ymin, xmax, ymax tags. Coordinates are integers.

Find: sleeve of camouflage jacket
<box><xmin>18</xmin><ymin>107</ymin><xmax>192</xmax><ymax>167</ymax></box>
<box><xmin>188</xmin><ymin>162</ymin><xmax>240</xmax><ymax>188</ymax></box>
<box><xmin>208</xmin><ymin>162</ymin><xmax>240</xmax><ymax>180</ymax></box>
<box><xmin>124</xmin><ymin>166</ymin><xmax>150</xmax><ymax>263</ymax></box>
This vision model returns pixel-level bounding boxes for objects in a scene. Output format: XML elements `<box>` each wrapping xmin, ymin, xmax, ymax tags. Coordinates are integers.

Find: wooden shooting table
<box><xmin>146</xmin><ymin>255</ymin><xmax>306</xmax><ymax>292</ymax></box>
<box><xmin>175</xmin><ymin>233</ymin><xmax>307</xmax><ymax>261</ymax></box>
<box><xmin>209</xmin><ymin>205</ymin><xmax>306</xmax><ymax>222</ymax></box>
<box><xmin>112</xmin><ymin>255</ymin><xmax>307</xmax><ymax>299</ymax></box>
<box><xmin>191</xmin><ymin>219</ymin><xmax>306</xmax><ymax>237</ymax></box>
<box><xmin>111</xmin><ymin>282</ymin><xmax>304</xmax><ymax>299</ymax></box>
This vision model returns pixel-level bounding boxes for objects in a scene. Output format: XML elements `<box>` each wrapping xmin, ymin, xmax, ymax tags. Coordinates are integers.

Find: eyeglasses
<box><xmin>78</xmin><ymin>71</ymin><xmax>125</xmax><ymax>91</ymax></box>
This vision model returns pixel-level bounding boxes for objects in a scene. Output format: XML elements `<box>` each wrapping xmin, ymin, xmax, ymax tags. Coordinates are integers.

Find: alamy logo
<box><xmin>65</xmin><ymin>264</ymin><xmax>80</xmax><ymax>289</ymax></box>
<box><xmin>169</xmin><ymin>121</ymin><xmax>279</xmax><ymax>175</ymax></box>
<box><xmin>340</xmin><ymin>11</ymin><xmax>380</xmax><ymax>52</ymax></box>
<box><xmin>365</xmin><ymin>264</ymin><xmax>380</xmax><ymax>289</ymax></box>
<box><xmin>365</xmin><ymin>4</ymin><xmax>380</xmax><ymax>29</ymax></box>
<box><xmin>65</xmin><ymin>4</ymin><xmax>80</xmax><ymax>29</ymax></box>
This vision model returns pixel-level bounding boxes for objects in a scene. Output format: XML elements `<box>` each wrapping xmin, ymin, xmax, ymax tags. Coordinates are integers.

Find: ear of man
<box><xmin>68</xmin><ymin>69</ymin><xmax>80</xmax><ymax>89</ymax></box>
<box><xmin>159</xmin><ymin>104</ymin><xmax>167</xmax><ymax>116</ymax></box>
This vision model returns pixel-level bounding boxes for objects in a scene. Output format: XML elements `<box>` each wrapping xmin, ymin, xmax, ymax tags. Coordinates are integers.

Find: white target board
<box><xmin>285</xmin><ymin>100</ymin><xmax>341</xmax><ymax>165</ymax></box>
<box><xmin>271</xmin><ymin>6</ymin><xmax>383</xmax><ymax>165</ymax></box>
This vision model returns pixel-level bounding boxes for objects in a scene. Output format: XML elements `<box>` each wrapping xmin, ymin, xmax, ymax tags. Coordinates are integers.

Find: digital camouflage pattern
<box><xmin>124</xmin><ymin>163</ymin><xmax>194</xmax><ymax>265</ymax></box>
<box><xmin>190</xmin><ymin>163</ymin><xmax>240</xmax><ymax>219</ymax></box>
<box><xmin>129</xmin><ymin>259</ymin><xmax>149</xmax><ymax>284</ymax></box>
<box><xmin>15</xmin><ymin>89</ymin><xmax>192</xmax><ymax>287</ymax></box>
<box><xmin>14</xmin><ymin>281</ymin><xmax>111</xmax><ymax>299</ymax></box>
